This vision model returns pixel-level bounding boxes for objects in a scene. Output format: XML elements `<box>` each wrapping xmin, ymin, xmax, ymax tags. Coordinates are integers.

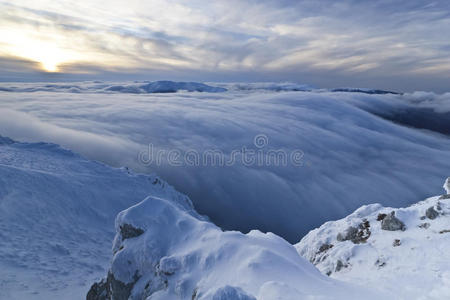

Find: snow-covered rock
<box><xmin>216</xmin><ymin>82</ymin><xmax>313</xmax><ymax>92</ymax></box>
<box><xmin>0</xmin><ymin>81</ymin><xmax>227</xmax><ymax>94</ymax></box>
<box><xmin>105</xmin><ymin>81</ymin><xmax>227</xmax><ymax>94</ymax></box>
<box><xmin>296</xmin><ymin>179</ymin><xmax>450</xmax><ymax>299</ymax></box>
<box><xmin>0</xmin><ymin>137</ymin><xmax>196</xmax><ymax>300</ymax></box>
<box><xmin>444</xmin><ymin>178</ymin><xmax>450</xmax><ymax>195</ymax></box>
<box><xmin>88</xmin><ymin>196</ymin><xmax>382</xmax><ymax>300</ymax></box>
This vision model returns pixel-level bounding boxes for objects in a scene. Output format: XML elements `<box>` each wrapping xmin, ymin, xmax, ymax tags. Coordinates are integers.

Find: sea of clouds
<box><xmin>1</xmin><ymin>81</ymin><xmax>449</xmax><ymax>242</ymax></box>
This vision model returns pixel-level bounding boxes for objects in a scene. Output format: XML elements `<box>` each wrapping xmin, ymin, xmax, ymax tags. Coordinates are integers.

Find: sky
<box><xmin>1</xmin><ymin>0</ymin><xmax>450</xmax><ymax>92</ymax></box>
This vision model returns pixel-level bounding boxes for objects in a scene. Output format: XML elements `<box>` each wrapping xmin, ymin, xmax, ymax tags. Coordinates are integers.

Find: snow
<box><xmin>1</xmin><ymin>83</ymin><xmax>450</xmax><ymax>243</ymax></box>
<box><xmin>0</xmin><ymin>137</ymin><xmax>195</xmax><ymax>299</ymax></box>
<box><xmin>444</xmin><ymin>178</ymin><xmax>450</xmax><ymax>194</ymax></box>
<box><xmin>296</xmin><ymin>182</ymin><xmax>450</xmax><ymax>299</ymax></box>
<box><xmin>0</xmin><ymin>81</ymin><xmax>227</xmax><ymax>94</ymax></box>
<box><xmin>96</xmin><ymin>195</ymin><xmax>383</xmax><ymax>300</ymax></box>
<box><xmin>214</xmin><ymin>82</ymin><xmax>313</xmax><ymax>92</ymax></box>
<box><xmin>0</xmin><ymin>136</ymin><xmax>387</xmax><ymax>300</ymax></box>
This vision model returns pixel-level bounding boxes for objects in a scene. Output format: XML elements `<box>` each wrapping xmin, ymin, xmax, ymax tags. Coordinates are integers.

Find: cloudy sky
<box><xmin>1</xmin><ymin>0</ymin><xmax>450</xmax><ymax>92</ymax></box>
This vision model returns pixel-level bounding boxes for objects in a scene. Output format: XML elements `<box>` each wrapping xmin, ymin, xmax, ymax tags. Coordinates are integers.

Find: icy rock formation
<box><xmin>296</xmin><ymin>179</ymin><xmax>450</xmax><ymax>299</ymax></box>
<box><xmin>88</xmin><ymin>196</ymin><xmax>380</xmax><ymax>300</ymax></box>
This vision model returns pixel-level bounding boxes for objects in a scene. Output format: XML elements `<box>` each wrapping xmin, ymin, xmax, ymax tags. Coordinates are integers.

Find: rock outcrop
<box><xmin>296</xmin><ymin>178</ymin><xmax>450</xmax><ymax>299</ymax></box>
<box><xmin>381</xmin><ymin>211</ymin><xmax>406</xmax><ymax>231</ymax></box>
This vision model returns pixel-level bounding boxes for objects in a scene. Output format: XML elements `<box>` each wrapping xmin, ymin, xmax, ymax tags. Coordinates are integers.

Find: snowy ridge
<box><xmin>0</xmin><ymin>81</ymin><xmax>227</xmax><ymax>94</ymax></box>
<box><xmin>214</xmin><ymin>82</ymin><xmax>313</xmax><ymax>92</ymax></box>
<box><xmin>330</xmin><ymin>87</ymin><xmax>401</xmax><ymax>95</ymax></box>
<box><xmin>0</xmin><ymin>137</ymin><xmax>197</xmax><ymax>300</ymax></box>
<box><xmin>296</xmin><ymin>180</ymin><xmax>450</xmax><ymax>299</ymax></box>
<box><xmin>87</xmin><ymin>196</ymin><xmax>382</xmax><ymax>300</ymax></box>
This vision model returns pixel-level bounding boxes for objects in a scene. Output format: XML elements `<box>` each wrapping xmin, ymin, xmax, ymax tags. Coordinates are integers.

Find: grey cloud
<box><xmin>1</xmin><ymin>0</ymin><xmax>450</xmax><ymax>91</ymax></box>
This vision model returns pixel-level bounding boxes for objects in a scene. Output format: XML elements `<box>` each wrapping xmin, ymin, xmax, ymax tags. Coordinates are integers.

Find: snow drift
<box><xmin>296</xmin><ymin>179</ymin><xmax>450</xmax><ymax>299</ymax></box>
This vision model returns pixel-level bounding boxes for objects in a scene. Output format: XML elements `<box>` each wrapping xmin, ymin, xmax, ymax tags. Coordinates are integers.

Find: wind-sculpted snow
<box><xmin>1</xmin><ymin>83</ymin><xmax>450</xmax><ymax>243</ymax></box>
<box><xmin>88</xmin><ymin>196</ymin><xmax>382</xmax><ymax>300</ymax></box>
<box><xmin>296</xmin><ymin>179</ymin><xmax>450</xmax><ymax>299</ymax></box>
<box><xmin>0</xmin><ymin>137</ymin><xmax>196</xmax><ymax>299</ymax></box>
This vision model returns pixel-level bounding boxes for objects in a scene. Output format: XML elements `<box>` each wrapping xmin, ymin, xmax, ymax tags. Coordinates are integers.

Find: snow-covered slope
<box><xmin>87</xmin><ymin>196</ymin><xmax>383</xmax><ymax>300</ymax></box>
<box><xmin>296</xmin><ymin>179</ymin><xmax>450</xmax><ymax>299</ymax></box>
<box><xmin>0</xmin><ymin>137</ymin><xmax>196</xmax><ymax>300</ymax></box>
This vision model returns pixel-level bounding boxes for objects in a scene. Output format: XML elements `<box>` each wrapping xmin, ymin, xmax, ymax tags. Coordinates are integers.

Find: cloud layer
<box><xmin>1</xmin><ymin>84</ymin><xmax>450</xmax><ymax>242</ymax></box>
<box><xmin>1</xmin><ymin>0</ymin><xmax>450</xmax><ymax>91</ymax></box>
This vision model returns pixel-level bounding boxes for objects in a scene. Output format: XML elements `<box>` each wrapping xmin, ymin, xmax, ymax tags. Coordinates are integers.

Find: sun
<box><xmin>41</xmin><ymin>60</ymin><xmax>59</xmax><ymax>72</ymax></box>
<box><xmin>0</xmin><ymin>29</ymin><xmax>70</xmax><ymax>73</ymax></box>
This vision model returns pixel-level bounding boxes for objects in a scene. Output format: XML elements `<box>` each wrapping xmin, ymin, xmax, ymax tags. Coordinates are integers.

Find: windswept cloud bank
<box><xmin>1</xmin><ymin>84</ymin><xmax>450</xmax><ymax>242</ymax></box>
<box><xmin>1</xmin><ymin>0</ymin><xmax>450</xmax><ymax>91</ymax></box>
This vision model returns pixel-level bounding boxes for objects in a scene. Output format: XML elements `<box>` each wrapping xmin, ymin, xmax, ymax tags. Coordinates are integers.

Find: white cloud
<box><xmin>1</xmin><ymin>84</ymin><xmax>450</xmax><ymax>242</ymax></box>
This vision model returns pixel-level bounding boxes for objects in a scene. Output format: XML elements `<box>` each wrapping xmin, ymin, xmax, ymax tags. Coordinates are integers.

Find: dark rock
<box><xmin>426</xmin><ymin>206</ymin><xmax>439</xmax><ymax>220</ymax></box>
<box><xmin>381</xmin><ymin>211</ymin><xmax>406</xmax><ymax>231</ymax></box>
<box><xmin>393</xmin><ymin>239</ymin><xmax>401</xmax><ymax>247</ymax></box>
<box><xmin>439</xmin><ymin>194</ymin><xmax>450</xmax><ymax>200</ymax></box>
<box><xmin>335</xmin><ymin>260</ymin><xmax>345</xmax><ymax>272</ymax></box>
<box><xmin>120</xmin><ymin>223</ymin><xmax>144</xmax><ymax>240</ymax></box>
<box><xmin>107</xmin><ymin>271</ymin><xmax>138</xmax><ymax>300</ymax></box>
<box><xmin>317</xmin><ymin>243</ymin><xmax>334</xmax><ymax>254</ymax></box>
<box><xmin>419</xmin><ymin>223</ymin><xmax>430</xmax><ymax>229</ymax></box>
<box><xmin>439</xmin><ymin>229</ymin><xmax>450</xmax><ymax>234</ymax></box>
<box><xmin>87</xmin><ymin>279</ymin><xmax>107</xmax><ymax>300</ymax></box>
<box><xmin>337</xmin><ymin>219</ymin><xmax>371</xmax><ymax>244</ymax></box>
<box><xmin>331</xmin><ymin>88</ymin><xmax>400</xmax><ymax>95</ymax></box>
<box><xmin>377</xmin><ymin>213</ymin><xmax>387</xmax><ymax>221</ymax></box>
<box><xmin>420</xmin><ymin>216</ymin><xmax>426</xmax><ymax>220</ymax></box>
<box><xmin>375</xmin><ymin>258</ymin><xmax>386</xmax><ymax>268</ymax></box>
<box><xmin>87</xmin><ymin>271</ymin><xmax>140</xmax><ymax>300</ymax></box>
<box><xmin>337</xmin><ymin>226</ymin><xmax>357</xmax><ymax>242</ymax></box>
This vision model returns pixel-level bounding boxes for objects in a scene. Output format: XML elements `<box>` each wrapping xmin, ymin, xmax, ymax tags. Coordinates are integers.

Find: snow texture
<box><xmin>90</xmin><ymin>195</ymin><xmax>382</xmax><ymax>300</ymax></box>
<box><xmin>296</xmin><ymin>180</ymin><xmax>450</xmax><ymax>299</ymax></box>
<box><xmin>0</xmin><ymin>137</ymin><xmax>196</xmax><ymax>299</ymax></box>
